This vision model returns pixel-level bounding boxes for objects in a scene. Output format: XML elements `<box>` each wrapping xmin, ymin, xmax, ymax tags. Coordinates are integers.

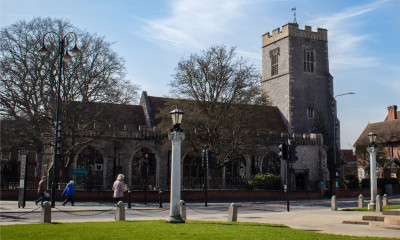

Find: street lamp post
<box><xmin>167</xmin><ymin>107</ymin><xmax>185</xmax><ymax>223</ymax></box>
<box><xmin>367</xmin><ymin>131</ymin><xmax>378</xmax><ymax>210</ymax></box>
<box><xmin>143</xmin><ymin>156</ymin><xmax>149</xmax><ymax>205</ymax></box>
<box><xmin>333</xmin><ymin>92</ymin><xmax>354</xmax><ymax>188</ymax></box>
<box><xmin>202</xmin><ymin>145</ymin><xmax>209</xmax><ymax>207</ymax></box>
<box><xmin>39</xmin><ymin>32</ymin><xmax>80</xmax><ymax>207</ymax></box>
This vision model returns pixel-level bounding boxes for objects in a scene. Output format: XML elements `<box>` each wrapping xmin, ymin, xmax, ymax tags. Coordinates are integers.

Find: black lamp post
<box><xmin>158</xmin><ymin>187</ymin><xmax>163</xmax><ymax>208</ymax></box>
<box><xmin>39</xmin><ymin>32</ymin><xmax>80</xmax><ymax>207</ymax></box>
<box><xmin>201</xmin><ymin>145</ymin><xmax>209</xmax><ymax>207</ymax></box>
<box><xmin>143</xmin><ymin>155</ymin><xmax>149</xmax><ymax>205</ymax></box>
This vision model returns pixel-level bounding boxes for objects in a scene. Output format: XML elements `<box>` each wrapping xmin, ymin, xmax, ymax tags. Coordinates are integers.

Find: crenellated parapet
<box><xmin>262</xmin><ymin>23</ymin><xmax>327</xmax><ymax>47</ymax></box>
<box><xmin>280</xmin><ymin>132</ymin><xmax>324</xmax><ymax>146</ymax></box>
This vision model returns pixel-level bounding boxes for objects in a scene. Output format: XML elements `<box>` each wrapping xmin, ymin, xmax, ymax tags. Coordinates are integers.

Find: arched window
<box><xmin>76</xmin><ymin>146</ymin><xmax>103</xmax><ymax>190</ymax></box>
<box><xmin>303</xmin><ymin>47</ymin><xmax>315</xmax><ymax>73</ymax></box>
<box><xmin>262</xmin><ymin>151</ymin><xmax>281</xmax><ymax>175</ymax></box>
<box><xmin>131</xmin><ymin>147</ymin><xmax>156</xmax><ymax>190</ymax></box>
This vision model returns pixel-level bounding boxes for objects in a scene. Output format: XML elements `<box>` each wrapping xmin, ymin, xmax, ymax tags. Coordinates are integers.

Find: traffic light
<box><xmin>279</xmin><ymin>142</ymin><xmax>288</xmax><ymax>160</ymax></box>
<box><xmin>288</xmin><ymin>140</ymin><xmax>298</xmax><ymax>161</ymax></box>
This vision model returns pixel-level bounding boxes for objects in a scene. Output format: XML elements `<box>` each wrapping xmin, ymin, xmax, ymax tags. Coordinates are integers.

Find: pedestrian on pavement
<box><xmin>112</xmin><ymin>174</ymin><xmax>127</xmax><ymax>202</ymax></box>
<box><xmin>34</xmin><ymin>176</ymin><xmax>47</xmax><ymax>206</ymax></box>
<box><xmin>62</xmin><ymin>181</ymin><xmax>75</xmax><ymax>206</ymax></box>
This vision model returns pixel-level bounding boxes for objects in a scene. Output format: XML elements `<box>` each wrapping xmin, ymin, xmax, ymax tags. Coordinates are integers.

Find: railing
<box><xmin>182</xmin><ymin>177</ymin><xmax>249</xmax><ymax>190</ymax></box>
<box><xmin>3</xmin><ymin>178</ymin><xmax>327</xmax><ymax>191</ymax></box>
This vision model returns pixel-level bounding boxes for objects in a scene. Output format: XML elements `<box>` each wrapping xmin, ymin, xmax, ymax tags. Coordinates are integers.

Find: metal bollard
<box><xmin>41</xmin><ymin>201</ymin><xmax>51</xmax><ymax>223</ymax></box>
<box><xmin>180</xmin><ymin>200</ymin><xmax>186</xmax><ymax>220</ymax></box>
<box><xmin>376</xmin><ymin>195</ymin><xmax>382</xmax><ymax>212</ymax></box>
<box><xmin>159</xmin><ymin>188</ymin><xmax>163</xmax><ymax>208</ymax></box>
<box><xmin>358</xmin><ymin>194</ymin><xmax>364</xmax><ymax>208</ymax></box>
<box><xmin>227</xmin><ymin>203</ymin><xmax>238</xmax><ymax>222</ymax></box>
<box><xmin>331</xmin><ymin>195</ymin><xmax>337</xmax><ymax>211</ymax></box>
<box><xmin>383</xmin><ymin>194</ymin><xmax>388</xmax><ymax>206</ymax></box>
<box><xmin>115</xmin><ymin>201</ymin><xmax>125</xmax><ymax>221</ymax></box>
<box><xmin>127</xmin><ymin>188</ymin><xmax>132</xmax><ymax>209</ymax></box>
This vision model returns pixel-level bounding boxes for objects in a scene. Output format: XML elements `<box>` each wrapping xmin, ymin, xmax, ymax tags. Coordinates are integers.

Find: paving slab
<box><xmin>1</xmin><ymin>197</ymin><xmax>400</xmax><ymax>238</ymax></box>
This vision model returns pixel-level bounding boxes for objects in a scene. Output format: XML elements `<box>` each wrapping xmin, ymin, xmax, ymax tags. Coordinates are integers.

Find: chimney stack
<box><xmin>387</xmin><ymin>105</ymin><xmax>398</xmax><ymax>120</ymax></box>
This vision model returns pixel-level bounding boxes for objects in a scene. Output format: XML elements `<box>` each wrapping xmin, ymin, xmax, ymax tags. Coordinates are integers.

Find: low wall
<box><xmin>334</xmin><ymin>188</ymin><xmax>383</xmax><ymax>198</ymax></box>
<box><xmin>1</xmin><ymin>189</ymin><xmax>321</xmax><ymax>202</ymax></box>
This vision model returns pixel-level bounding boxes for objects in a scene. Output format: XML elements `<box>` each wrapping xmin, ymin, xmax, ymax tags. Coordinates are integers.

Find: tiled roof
<box><xmin>353</xmin><ymin>118</ymin><xmax>400</xmax><ymax>146</ymax></box>
<box><xmin>68</xmin><ymin>101</ymin><xmax>146</xmax><ymax>130</ymax></box>
<box><xmin>146</xmin><ymin>95</ymin><xmax>287</xmax><ymax>133</ymax></box>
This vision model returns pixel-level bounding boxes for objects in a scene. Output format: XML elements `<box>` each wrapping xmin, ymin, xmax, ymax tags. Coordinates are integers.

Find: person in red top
<box><xmin>112</xmin><ymin>174</ymin><xmax>127</xmax><ymax>202</ymax></box>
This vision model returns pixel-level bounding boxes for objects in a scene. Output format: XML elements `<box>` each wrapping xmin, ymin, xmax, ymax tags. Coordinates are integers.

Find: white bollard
<box><xmin>115</xmin><ymin>201</ymin><xmax>125</xmax><ymax>221</ymax></box>
<box><xmin>41</xmin><ymin>201</ymin><xmax>51</xmax><ymax>223</ymax></box>
<box><xmin>376</xmin><ymin>195</ymin><xmax>382</xmax><ymax>213</ymax></box>
<box><xmin>180</xmin><ymin>200</ymin><xmax>186</xmax><ymax>220</ymax></box>
<box><xmin>383</xmin><ymin>194</ymin><xmax>388</xmax><ymax>206</ymax></box>
<box><xmin>331</xmin><ymin>195</ymin><xmax>337</xmax><ymax>211</ymax></box>
<box><xmin>227</xmin><ymin>203</ymin><xmax>238</xmax><ymax>222</ymax></box>
<box><xmin>358</xmin><ymin>194</ymin><xmax>364</xmax><ymax>208</ymax></box>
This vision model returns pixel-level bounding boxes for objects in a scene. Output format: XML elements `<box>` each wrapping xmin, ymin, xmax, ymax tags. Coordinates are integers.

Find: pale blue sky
<box><xmin>1</xmin><ymin>0</ymin><xmax>399</xmax><ymax>149</ymax></box>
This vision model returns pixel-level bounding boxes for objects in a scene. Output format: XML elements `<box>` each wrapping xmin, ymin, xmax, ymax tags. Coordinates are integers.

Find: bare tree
<box><xmin>0</xmin><ymin>18</ymin><xmax>139</xmax><ymax>164</ymax></box>
<box><xmin>169</xmin><ymin>45</ymin><xmax>280</xmax><ymax>168</ymax></box>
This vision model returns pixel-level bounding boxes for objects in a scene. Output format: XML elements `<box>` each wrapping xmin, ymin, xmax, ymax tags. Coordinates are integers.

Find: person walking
<box><xmin>112</xmin><ymin>174</ymin><xmax>127</xmax><ymax>202</ymax></box>
<box><xmin>34</xmin><ymin>176</ymin><xmax>47</xmax><ymax>206</ymax></box>
<box><xmin>62</xmin><ymin>181</ymin><xmax>75</xmax><ymax>206</ymax></box>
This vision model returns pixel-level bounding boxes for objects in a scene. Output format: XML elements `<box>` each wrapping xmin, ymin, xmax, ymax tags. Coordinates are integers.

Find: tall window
<box><xmin>303</xmin><ymin>47</ymin><xmax>314</xmax><ymax>73</ymax></box>
<box><xmin>307</xmin><ymin>107</ymin><xmax>314</xmax><ymax>119</ymax></box>
<box><xmin>270</xmin><ymin>48</ymin><xmax>279</xmax><ymax>76</ymax></box>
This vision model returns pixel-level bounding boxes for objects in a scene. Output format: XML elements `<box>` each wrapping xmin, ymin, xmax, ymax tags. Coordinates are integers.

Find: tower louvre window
<box><xmin>307</xmin><ymin>107</ymin><xmax>315</xmax><ymax>119</ymax></box>
<box><xmin>270</xmin><ymin>48</ymin><xmax>279</xmax><ymax>76</ymax></box>
<box><xmin>303</xmin><ymin>47</ymin><xmax>315</xmax><ymax>73</ymax></box>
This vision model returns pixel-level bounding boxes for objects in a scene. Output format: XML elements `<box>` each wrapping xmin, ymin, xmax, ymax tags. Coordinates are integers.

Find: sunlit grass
<box><xmin>341</xmin><ymin>204</ymin><xmax>400</xmax><ymax>211</ymax></box>
<box><xmin>1</xmin><ymin>220</ymin><xmax>395</xmax><ymax>240</ymax></box>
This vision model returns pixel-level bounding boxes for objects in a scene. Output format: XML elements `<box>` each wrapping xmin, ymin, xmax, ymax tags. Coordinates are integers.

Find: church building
<box><xmin>2</xmin><ymin>23</ymin><xmax>338</xmax><ymax>194</ymax></box>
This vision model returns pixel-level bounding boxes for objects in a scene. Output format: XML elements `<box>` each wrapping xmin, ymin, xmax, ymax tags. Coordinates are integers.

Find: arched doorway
<box><xmin>225</xmin><ymin>156</ymin><xmax>246</xmax><ymax>188</ymax></box>
<box><xmin>182</xmin><ymin>152</ymin><xmax>203</xmax><ymax>189</ymax></box>
<box><xmin>131</xmin><ymin>147</ymin><xmax>156</xmax><ymax>190</ymax></box>
<box><xmin>76</xmin><ymin>146</ymin><xmax>104</xmax><ymax>190</ymax></box>
<box><xmin>261</xmin><ymin>151</ymin><xmax>281</xmax><ymax>175</ymax></box>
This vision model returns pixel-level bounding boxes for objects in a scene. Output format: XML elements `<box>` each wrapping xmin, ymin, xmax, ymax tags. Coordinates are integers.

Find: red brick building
<box><xmin>354</xmin><ymin>105</ymin><xmax>400</xmax><ymax>193</ymax></box>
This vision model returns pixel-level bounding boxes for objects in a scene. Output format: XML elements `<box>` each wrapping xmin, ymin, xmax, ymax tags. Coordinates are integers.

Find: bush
<box><xmin>248</xmin><ymin>173</ymin><xmax>282</xmax><ymax>190</ymax></box>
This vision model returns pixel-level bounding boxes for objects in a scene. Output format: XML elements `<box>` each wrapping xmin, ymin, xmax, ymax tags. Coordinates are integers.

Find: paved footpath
<box><xmin>1</xmin><ymin>196</ymin><xmax>400</xmax><ymax>239</ymax></box>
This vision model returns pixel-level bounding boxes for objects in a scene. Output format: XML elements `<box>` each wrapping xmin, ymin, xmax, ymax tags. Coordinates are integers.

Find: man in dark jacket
<box><xmin>62</xmin><ymin>181</ymin><xmax>75</xmax><ymax>206</ymax></box>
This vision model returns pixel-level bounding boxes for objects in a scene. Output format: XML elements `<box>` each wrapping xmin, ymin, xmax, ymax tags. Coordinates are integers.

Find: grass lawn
<box><xmin>1</xmin><ymin>220</ymin><xmax>396</xmax><ymax>240</ymax></box>
<box><xmin>341</xmin><ymin>204</ymin><xmax>400</xmax><ymax>211</ymax></box>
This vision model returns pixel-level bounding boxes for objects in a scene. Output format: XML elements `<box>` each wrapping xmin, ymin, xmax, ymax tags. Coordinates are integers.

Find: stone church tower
<box><xmin>261</xmin><ymin>23</ymin><xmax>337</xmax><ymax>179</ymax></box>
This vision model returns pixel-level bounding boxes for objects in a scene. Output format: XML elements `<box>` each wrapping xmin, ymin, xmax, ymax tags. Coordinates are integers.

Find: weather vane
<box><xmin>291</xmin><ymin>7</ymin><xmax>297</xmax><ymax>24</ymax></box>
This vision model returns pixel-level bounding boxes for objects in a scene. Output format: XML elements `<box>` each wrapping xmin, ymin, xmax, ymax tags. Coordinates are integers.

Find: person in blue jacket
<box><xmin>62</xmin><ymin>181</ymin><xmax>75</xmax><ymax>206</ymax></box>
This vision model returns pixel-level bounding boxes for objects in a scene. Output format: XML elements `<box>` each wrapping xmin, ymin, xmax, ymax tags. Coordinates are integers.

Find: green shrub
<box><xmin>248</xmin><ymin>173</ymin><xmax>282</xmax><ymax>190</ymax></box>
